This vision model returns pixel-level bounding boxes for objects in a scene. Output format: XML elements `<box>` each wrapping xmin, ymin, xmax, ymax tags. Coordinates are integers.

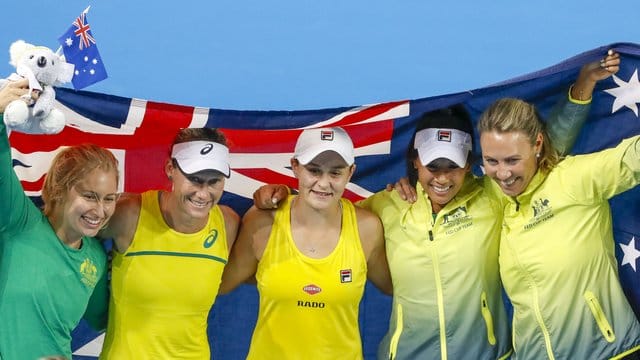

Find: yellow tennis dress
<box><xmin>248</xmin><ymin>195</ymin><xmax>367</xmax><ymax>359</ymax></box>
<box><xmin>100</xmin><ymin>190</ymin><xmax>228</xmax><ymax>359</ymax></box>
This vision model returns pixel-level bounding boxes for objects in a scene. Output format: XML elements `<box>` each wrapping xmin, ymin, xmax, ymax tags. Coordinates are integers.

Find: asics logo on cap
<box><xmin>200</xmin><ymin>143</ymin><xmax>214</xmax><ymax>155</ymax></box>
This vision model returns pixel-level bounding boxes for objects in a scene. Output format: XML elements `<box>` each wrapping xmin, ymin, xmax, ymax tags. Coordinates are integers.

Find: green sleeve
<box><xmin>546</xmin><ymin>90</ymin><xmax>591</xmax><ymax>155</ymax></box>
<box><xmin>82</xmin><ymin>257</ymin><xmax>109</xmax><ymax>331</ymax></box>
<box><xmin>0</xmin><ymin>115</ymin><xmax>38</xmax><ymax>234</ymax></box>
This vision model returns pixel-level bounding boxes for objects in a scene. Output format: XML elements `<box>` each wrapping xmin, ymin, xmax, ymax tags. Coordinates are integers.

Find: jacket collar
<box><xmin>498</xmin><ymin>169</ymin><xmax>547</xmax><ymax>205</ymax></box>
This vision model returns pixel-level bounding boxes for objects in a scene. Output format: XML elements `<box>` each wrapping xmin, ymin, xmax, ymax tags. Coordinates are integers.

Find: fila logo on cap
<box><xmin>200</xmin><ymin>143</ymin><xmax>214</xmax><ymax>155</ymax></box>
<box><xmin>320</xmin><ymin>130</ymin><xmax>334</xmax><ymax>141</ymax></box>
<box><xmin>437</xmin><ymin>130</ymin><xmax>452</xmax><ymax>142</ymax></box>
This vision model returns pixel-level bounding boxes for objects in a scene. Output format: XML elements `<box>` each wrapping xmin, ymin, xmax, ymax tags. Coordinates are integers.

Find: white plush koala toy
<box><xmin>0</xmin><ymin>40</ymin><xmax>74</xmax><ymax>134</ymax></box>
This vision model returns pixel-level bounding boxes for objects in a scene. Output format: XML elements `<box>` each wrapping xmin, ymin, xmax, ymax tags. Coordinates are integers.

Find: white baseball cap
<box><xmin>294</xmin><ymin>127</ymin><xmax>354</xmax><ymax>166</ymax></box>
<box><xmin>414</xmin><ymin>128</ymin><xmax>472</xmax><ymax>168</ymax></box>
<box><xmin>171</xmin><ymin>140</ymin><xmax>230</xmax><ymax>177</ymax></box>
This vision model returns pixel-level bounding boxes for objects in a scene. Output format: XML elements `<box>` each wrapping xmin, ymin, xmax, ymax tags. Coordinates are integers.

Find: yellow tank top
<box><xmin>100</xmin><ymin>190</ymin><xmax>228</xmax><ymax>360</ymax></box>
<box><xmin>247</xmin><ymin>195</ymin><xmax>367</xmax><ymax>360</ymax></box>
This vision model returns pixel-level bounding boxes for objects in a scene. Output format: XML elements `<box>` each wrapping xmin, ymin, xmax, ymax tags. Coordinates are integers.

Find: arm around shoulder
<box><xmin>219</xmin><ymin>205</ymin><xmax>273</xmax><ymax>294</ymax></box>
<box><xmin>99</xmin><ymin>192</ymin><xmax>141</xmax><ymax>253</ymax></box>
<box><xmin>219</xmin><ymin>204</ymin><xmax>240</xmax><ymax>250</ymax></box>
<box><xmin>355</xmin><ymin>207</ymin><xmax>392</xmax><ymax>295</ymax></box>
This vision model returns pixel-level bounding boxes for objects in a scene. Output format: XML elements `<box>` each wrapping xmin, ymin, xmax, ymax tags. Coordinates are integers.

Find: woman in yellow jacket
<box><xmin>252</xmin><ymin>52</ymin><xmax>621</xmax><ymax>360</ymax></box>
<box><xmin>359</xmin><ymin>106</ymin><xmax>511</xmax><ymax>360</ymax></box>
<box><xmin>478</xmin><ymin>97</ymin><xmax>640</xmax><ymax>359</ymax></box>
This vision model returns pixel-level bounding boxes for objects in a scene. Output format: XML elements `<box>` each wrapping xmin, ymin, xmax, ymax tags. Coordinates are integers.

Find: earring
<box><xmin>536</xmin><ymin>153</ymin><xmax>541</xmax><ymax>159</ymax></box>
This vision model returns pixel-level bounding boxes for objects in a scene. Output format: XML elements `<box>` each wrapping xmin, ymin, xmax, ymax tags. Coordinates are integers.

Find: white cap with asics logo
<box><xmin>171</xmin><ymin>140</ymin><xmax>230</xmax><ymax>177</ymax></box>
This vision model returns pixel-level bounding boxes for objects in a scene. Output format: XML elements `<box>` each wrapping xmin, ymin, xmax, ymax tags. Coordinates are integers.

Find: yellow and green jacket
<box><xmin>360</xmin><ymin>176</ymin><xmax>511</xmax><ymax>360</ymax></box>
<box><xmin>497</xmin><ymin>136</ymin><xmax>640</xmax><ymax>359</ymax></box>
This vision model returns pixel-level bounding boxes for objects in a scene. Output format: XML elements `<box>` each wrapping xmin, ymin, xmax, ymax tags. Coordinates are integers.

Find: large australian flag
<box><xmin>6</xmin><ymin>43</ymin><xmax>640</xmax><ymax>359</ymax></box>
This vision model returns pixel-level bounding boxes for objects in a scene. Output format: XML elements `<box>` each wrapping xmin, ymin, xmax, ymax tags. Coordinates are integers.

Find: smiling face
<box><xmin>415</xmin><ymin>158</ymin><xmax>469</xmax><ymax>213</ymax></box>
<box><xmin>57</xmin><ymin>168</ymin><xmax>118</xmax><ymax>243</ymax></box>
<box><xmin>42</xmin><ymin>144</ymin><xmax>119</xmax><ymax>246</ymax></box>
<box><xmin>291</xmin><ymin>151</ymin><xmax>355</xmax><ymax>210</ymax></box>
<box><xmin>480</xmin><ymin>130</ymin><xmax>542</xmax><ymax>197</ymax></box>
<box><xmin>166</xmin><ymin>159</ymin><xmax>226</xmax><ymax>220</ymax></box>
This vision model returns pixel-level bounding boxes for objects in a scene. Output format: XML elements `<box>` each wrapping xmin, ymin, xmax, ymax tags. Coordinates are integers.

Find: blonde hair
<box><xmin>477</xmin><ymin>98</ymin><xmax>560</xmax><ymax>174</ymax></box>
<box><xmin>42</xmin><ymin>144</ymin><xmax>119</xmax><ymax>217</ymax></box>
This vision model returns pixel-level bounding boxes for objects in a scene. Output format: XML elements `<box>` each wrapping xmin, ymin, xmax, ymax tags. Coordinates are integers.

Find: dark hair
<box><xmin>172</xmin><ymin>127</ymin><xmax>227</xmax><ymax>145</ymax></box>
<box><xmin>170</xmin><ymin>127</ymin><xmax>228</xmax><ymax>155</ymax></box>
<box><xmin>406</xmin><ymin>105</ymin><xmax>474</xmax><ymax>185</ymax></box>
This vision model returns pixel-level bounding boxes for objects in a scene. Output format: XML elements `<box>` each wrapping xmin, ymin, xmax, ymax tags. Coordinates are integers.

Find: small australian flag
<box><xmin>57</xmin><ymin>6</ymin><xmax>108</xmax><ymax>89</ymax></box>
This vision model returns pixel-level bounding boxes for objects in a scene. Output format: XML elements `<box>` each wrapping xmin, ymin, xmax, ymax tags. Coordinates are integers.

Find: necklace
<box><xmin>291</xmin><ymin>197</ymin><xmax>343</xmax><ymax>255</ymax></box>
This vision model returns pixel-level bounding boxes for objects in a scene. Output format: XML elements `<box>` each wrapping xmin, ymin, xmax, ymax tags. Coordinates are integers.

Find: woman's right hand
<box><xmin>386</xmin><ymin>177</ymin><xmax>417</xmax><ymax>203</ymax></box>
<box><xmin>253</xmin><ymin>184</ymin><xmax>289</xmax><ymax>209</ymax></box>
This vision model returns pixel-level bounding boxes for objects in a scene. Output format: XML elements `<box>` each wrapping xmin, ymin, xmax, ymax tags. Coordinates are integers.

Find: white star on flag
<box><xmin>620</xmin><ymin>236</ymin><xmax>640</xmax><ymax>271</ymax></box>
<box><xmin>65</xmin><ymin>38</ymin><xmax>73</xmax><ymax>47</ymax></box>
<box><xmin>604</xmin><ymin>69</ymin><xmax>640</xmax><ymax>116</ymax></box>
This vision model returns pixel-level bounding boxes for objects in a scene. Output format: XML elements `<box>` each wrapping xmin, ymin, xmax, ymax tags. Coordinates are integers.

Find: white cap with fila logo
<box><xmin>414</xmin><ymin>128</ymin><xmax>472</xmax><ymax>168</ymax></box>
<box><xmin>294</xmin><ymin>127</ymin><xmax>355</xmax><ymax>166</ymax></box>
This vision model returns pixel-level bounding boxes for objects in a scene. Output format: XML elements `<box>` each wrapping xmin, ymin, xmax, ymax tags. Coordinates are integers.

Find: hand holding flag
<box><xmin>57</xmin><ymin>6</ymin><xmax>107</xmax><ymax>89</ymax></box>
<box><xmin>6</xmin><ymin>42</ymin><xmax>640</xmax><ymax>359</ymax></box>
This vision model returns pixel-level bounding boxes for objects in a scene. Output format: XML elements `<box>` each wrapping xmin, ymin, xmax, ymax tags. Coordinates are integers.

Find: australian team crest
<box><xmin>80</xmin><ymin>258</ymin><xmax>99</xmax><ymax>288</ymax></box>
<box><xmin>524</xmin><ymin>198</ymin><xmax>554</xmax><ymax>230</ymax></box>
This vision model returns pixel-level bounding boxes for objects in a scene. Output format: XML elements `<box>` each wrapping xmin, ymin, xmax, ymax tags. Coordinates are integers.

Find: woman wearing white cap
<box><xmin>251</xmin><ymin>52</ymin><xmax>621</xmax><ymax>359</ymax></box>
<box><xmin>220</xmin><ymin>127</ymin><xmax>392</xmax><ymax>359</ymax></box>
<box><xmin>249</xmin><ymin>109</ymin><xmax>507</xmax><ymax>360</ymax></box>
<box><xmin>361</xmin><ymin>106</ymin><xmax>511</xmax><ymax>359</ymax></box>
<box><xmin>98</xmin><ymin>128</ymin><xmax>240</xmax><ymax>359</ymax></box>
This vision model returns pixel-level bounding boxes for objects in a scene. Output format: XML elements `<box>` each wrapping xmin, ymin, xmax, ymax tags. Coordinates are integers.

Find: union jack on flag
<box><xmin>73</xmin><ymin>11</ymin><xmax>96</xmax><ymax>50</ymax></box>
<box><xmin>8</xmin><ymin>43</ymin><xmax>640</xmax><ymax>359</ymax></box>
<box><xmin>57</xmin><ymin>6</ymin><xmax>107</xmax><ymax>90</ymax></box>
